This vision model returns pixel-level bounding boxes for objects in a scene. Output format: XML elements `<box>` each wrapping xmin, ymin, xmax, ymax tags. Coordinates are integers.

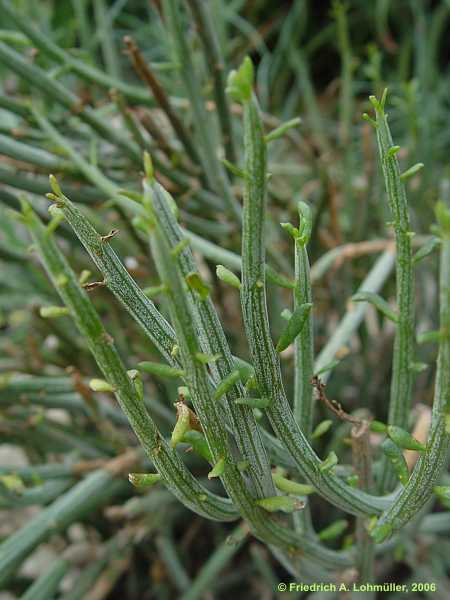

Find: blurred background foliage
<box><xmin>0</xmin><ymin>0</ymin><xmax>449</xmax><ymax>598</ymax></box>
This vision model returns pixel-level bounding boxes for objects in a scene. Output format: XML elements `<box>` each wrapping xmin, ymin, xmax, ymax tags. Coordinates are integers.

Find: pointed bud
<box><xmin>319</xmin><ymin>451</ymin><xmax>338</xmax><ymax>473</ymax></box>
<box><xmin>226</xmin><ymin>56</ymin><xmax>254</xmax><ymax>103</ymax></box>
<box><xmin>128</xmin><ymin>472</ymin><xmax>161</xmax><ymax>487</ymax></box>
<box><xmin>272</xmin><ymin>472</ymin><xmax>315</xmax><ymax>495</ymax></box>
<box><xmin>214</xmin><ymin>369</ymin><xmax>241</xmax><ymax>401</ymax></box>
<box><xmin>216</xmin><ymin>265</ymin><xmax>241</xmax><ymax>289</ymax></box>
<box><xmin>311</xmin><ymin>419</ymin><xmax>332</xmax><ymax>440</ymax></box>
<box><xmin>208</xmin><ymin>457</ymin><xmax>225</xmax><ymax>479</ymax></box>
<box><xmin>39</xmin><ymin>306</ymin><xmax>69</xmax><ymax>319</ymax></box>
<box><xmin>138</xmin><ymin>361</ymin><xmax>185</xmax><ymax>379</ymax></box>
<box><xmin>89</xmin><ymin>379</ymin><xmax>116</xmax><ymax>393</ymax></box>
<box><xmin>381</xmin><ymin>438</ymin><xmax>409</xmax><ymax>485</ymax></box>
<box><xmin>318</xmin><ymin>519</ymin><xmax>348</xmax><ymax>541</ymax></box>
<box><xmin>256</xmin><ymin>495</ymin><xmax>305</xmax><ymax>514</ymax></box>
<box><xmin>276</xmin><ymin>303</ymin><xmax>312</xmax><ymax>352</ymax></box>
<box><xmin>185</xmin><ymin>271</ymin><xmax>210</xmax><ymax>300</ymax></box>
<box><xmin>171</xmin><ymin>402</ymin><xmax>191</xmax><ymax>448</ymax></box>
<box><xmin>49</xmin><ymin>174</ymin><xmax>62</xmax><ymax>197</ymax></box>
<box><xmin>387</xmin><ymin>425</ymin><xmax>426</xmax><ymax>452</ymax></box>
<box><xmin>235</xmin><ymin>397</ymin><xmax>270</xmax><ymax>409</ymax></box>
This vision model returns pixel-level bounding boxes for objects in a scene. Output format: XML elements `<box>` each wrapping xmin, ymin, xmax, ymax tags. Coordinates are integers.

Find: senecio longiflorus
<box><xmin>18</xmin><ymin>54</ymin><xmax>450</xmax><ymax>584</ymax></box>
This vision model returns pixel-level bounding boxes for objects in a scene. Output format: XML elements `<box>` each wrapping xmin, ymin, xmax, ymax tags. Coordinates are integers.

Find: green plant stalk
<box><xmin>0</xmin><ymin>478</ymin><xmax>73</xmax><ymax>509</ymax></box>
<box><xmin>180</xmin><ymin>524</ymin><xmax>247</xmax><ymax>600</ymax></box>
<box><xmin>156</xmin><ymin>534</ymin><xmax>191</xmax><ymax>592</ymax></box>
<box><xmin>146</xmin><ymin>175</ymin><xmax>353</xmax><ymax>568</ymax></box>
<box><xmin>0</xmin><ymin>0</ymin><xmax>153</xmax><ymax>106</ymax></box>
<box><xmin>0</xmin><ymin>40</ymin><xmax>221</xmax><ymax>214</ymax></box>
<box><xmin>0</xmin><ymin>134</ymin><xmax>74</xmax><ymax>172</ymax></box>
<box><xmin>93</xmin><ymin>0</ymin><xmax>121</xmax><ymax>80</ymax></box>
<box><xmin>371</xmin><ymin>94</ymin><xmax>416</xmax><ymax>493</ymax></box>
<box><xmin>162</xmin><ymin>0</ymin><xmax>241</xmax><ymax>220</ymax></box>
<box><xmin>293</xmin><ymin>226</ymin><xmax>314</xmax><ymax>436</ymax></box>
<box><xmin>289</xmin><ymin>49</ymin><xmax>329</xmax><ymax>156</ymax></box>
<box><xmin>185</xmin><ymin>0</ymin><xmax>236</xmax><ymax>163</ymax></box>
<box><xmin>32</xmin><ymin>110</ymin><xmax>147</xmax><ymax>253</ymax></box>
<box><xmin>52</xmin><ymin>192</ymin><xmax>178</xmax><ymax>364</ymax></box>
<box><xmin>0</xmin><ymin>469</ymin><xmax>124</xmax><ymax>586</ymax></box>
<box><xmin>352</xmin><ymin>424</ymin><xmax>375</xmax><ymax>590</ymax></box>
<box><xmin>314</xmin><ymin>249</ymin><xmax>396</xmax><ymax>382</ymax></box>
<box><xmin>123</xmin><ymin>35</ymin><xmax>205</xmax><ymax>169</ymax></box>
<box><xmin>236</xmin><ymin>62</ymin><xmax>392</xmax><ymax>517</ymax></box>
<box><xmin>56</xmin><ymin>188</ymin><xmax>280</xmax><ymax>498</ymax></box>
<box><xmin>21</xmin><ymin>558</ymin><xmax>69</xmax><ymax>600</ymax></box>
<box><xmin>70</xmin><ymin>0</ymin><xmax>90</xmax><ymax>51</ymax></box>
<box><xmin>150</xmin><ymin>189</ymin><xmax>275</xmax><ymax>497</ymax></box>
<box><xmin>0</xmin><ymin>167</ymin><xmax>102</xmax><ymax>203</ymax></box>
<box><xmin>370</xmin><ymin>209</ymin><xmax>450</xmax><ymax>542</ymax></box>
<box><xmin>0</xmin><ymin>42</ymin><xmax>140</xmax><ymax>162</ymax></box>
<box><xmin>23</xmin><ymin>200</ymin><xmax>238</xmax><ymax>523</ymax></box>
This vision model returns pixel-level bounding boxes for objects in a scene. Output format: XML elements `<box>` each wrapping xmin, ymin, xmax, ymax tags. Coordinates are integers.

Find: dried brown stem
<box><xmin>123</xmin><ymin>36</ymin><xmax>202</xmax><ymax>168</ymax></box>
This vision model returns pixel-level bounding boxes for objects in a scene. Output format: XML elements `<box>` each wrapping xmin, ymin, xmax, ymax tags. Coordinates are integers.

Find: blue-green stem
<box><xmin>234</xmin><ymin>59</ymin><xmax>393</xmax><ymax>517</ymax></box>
<box><xmin>22</xmin><ymin>199</ymin><xmax>237</xmax><ymax>522</ymax></box>
<box><xmin>370</xmin><ymin>205</ymin><xmax>450</xmax><ymax>542</ymax></box>
<box><xmin>370</xmin><ymin>93</ymin><xmax>416</xmax><ymax>493</ymax></box>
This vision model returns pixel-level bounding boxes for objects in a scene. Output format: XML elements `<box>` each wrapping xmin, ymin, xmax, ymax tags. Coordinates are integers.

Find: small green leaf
<box><xmin>195</xmin><ymin>352</ymin><xmax>221</xmax><ymax>364</ymax></box>
<box><xmin>381</xmin><ymin>438</ymin><xmax>409</xmax><ymax>485</ymax></box>
<box><xmin>370</xmin><ymin>420</ymin><xmax>387</xmax><ymax>433</ymax></box>
<box><xmin>214</xmin><ymin>369</ymin><xmax>241</xmax><ymax>400</ymax></box>
<box><xmin>208</xmin><ymin>457</ymin><xmax>225</xmax><ymax>479</ymax></box>
<box><xmin>185</xmin><ymin>271</ymin><xmax>210</xmax><ymax>300</ymax></box>
<box><xmin>386</xmin><ymin>145</ymin><xmax>401</xmax><ymax>157</ymax></box>
<box><xmin>171</xmin><ymin>237</ymin><xmax>190</xmax><ymax>258</ymax></box>
<box><xmin>39</xmin><ymin>306</ymin><xmax>70</xmax><ymax>319</ymax></box>
<box><xmin>49</xmin><ymin>173</ymin><xmax>63</xmax><ymax>197</ymax></box>
<box><xmin>182</xmin><ymin>430</ymin><xmax>213</xmax><ymax>463</ymax></box>
<box><xmin>276</xmin><ymin>303</ymin><xmax>312</xmax><ymax>352</ymax></box>
<box><xmin>143</xmin><ymin>151</ymin><xmax>154</xmax><ymax>181</ymax></box>
<box><xmin>222</xmin><ymin>159</ymin><xmax>247</xmax><ymax>179</ymax></box>
<box><xmin>216</xmin><ymin>265</ymin><xmax>241</xmax><ymax>289</ymax></box>
<box><xmin>89</xmin><ymin>379</ymin><xmax>116</xmax><ymax>393</ymax></box>
<box><xmin>318</xmin><ymin>519</ymin><xmax>348</xmax><ymax>541</ymax></box>
<box><xmin>400</xmin><ymin>163</ymin><xmax>424</xmax><ymax>181</ymax></box>
<box><xmin>311</xmin><ymin>419</ymin><xmax>333</xmax><ymax>440</ymax></box>
<box><xmin>235</xmin><ymin>397</ymin><xmax>270</xmax><ymax>409</ymax></box>
<box><xmin>264</xmin><ymin>117</ymin><xmax>301</xmax><ymax>143</ymax></box>
<box><xmin>352</xmin><ymin>292</ymin><xmax>398</xmax><ymax>323</ymax></box>
<box><xmin>272</xmin><ymin>473</ymin><xmax>315</xmax><ymax>496</ymax></box>
<box><xmin>314</xmin><ymin>359</ymin><xmax>341</xmax><ymax>377</ymax></box>
<box><xmin>138</xmin><ymin>361</ymin><xmax>185</xmax><ymax>379</ymax></box>
<box><xmin>226</xmin><ymin>56</ymin><xmax>254</xmax><ymax>103</ymax></box>
<box><xmin>171</xmin><ymin>403</ymin><xmax>191</xmax><ymax>448</ymax></box>
<box><xmin>297</xmin><ymin>201</ymin><xmax>312</xmax><ymax>245</ymax></box>
<box><xmin>128</xmin><ymin>473</ymin><xmax>161</xmax><ymax>487</ymax></box>
<box><xmin>370</xmin><ymin>522</ymin><xmax>393</xmax><ymax>543</ymax></box>
<box><xmin>256</xmin><ymin>495</ymin><xmax>305</xmax><ymax>514</ymax></box>
<box><xmin>266</xmin><ymin>268</ymin><xmax>295</xmax><ymax>289</ymax></box>
<box><xmin>320</xmin><ymin>451</ymin><xmax>338</xmax><ymax>473</ymax></box>
<box><xmin>387</xmin><ymin>425</ymin><xmax>426</xmax><ymax>452</ymax></box>
<box><xmin>413</xmin><ymin>237</ymin><xmax>440</xmax><ymax>264</ymax></box>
